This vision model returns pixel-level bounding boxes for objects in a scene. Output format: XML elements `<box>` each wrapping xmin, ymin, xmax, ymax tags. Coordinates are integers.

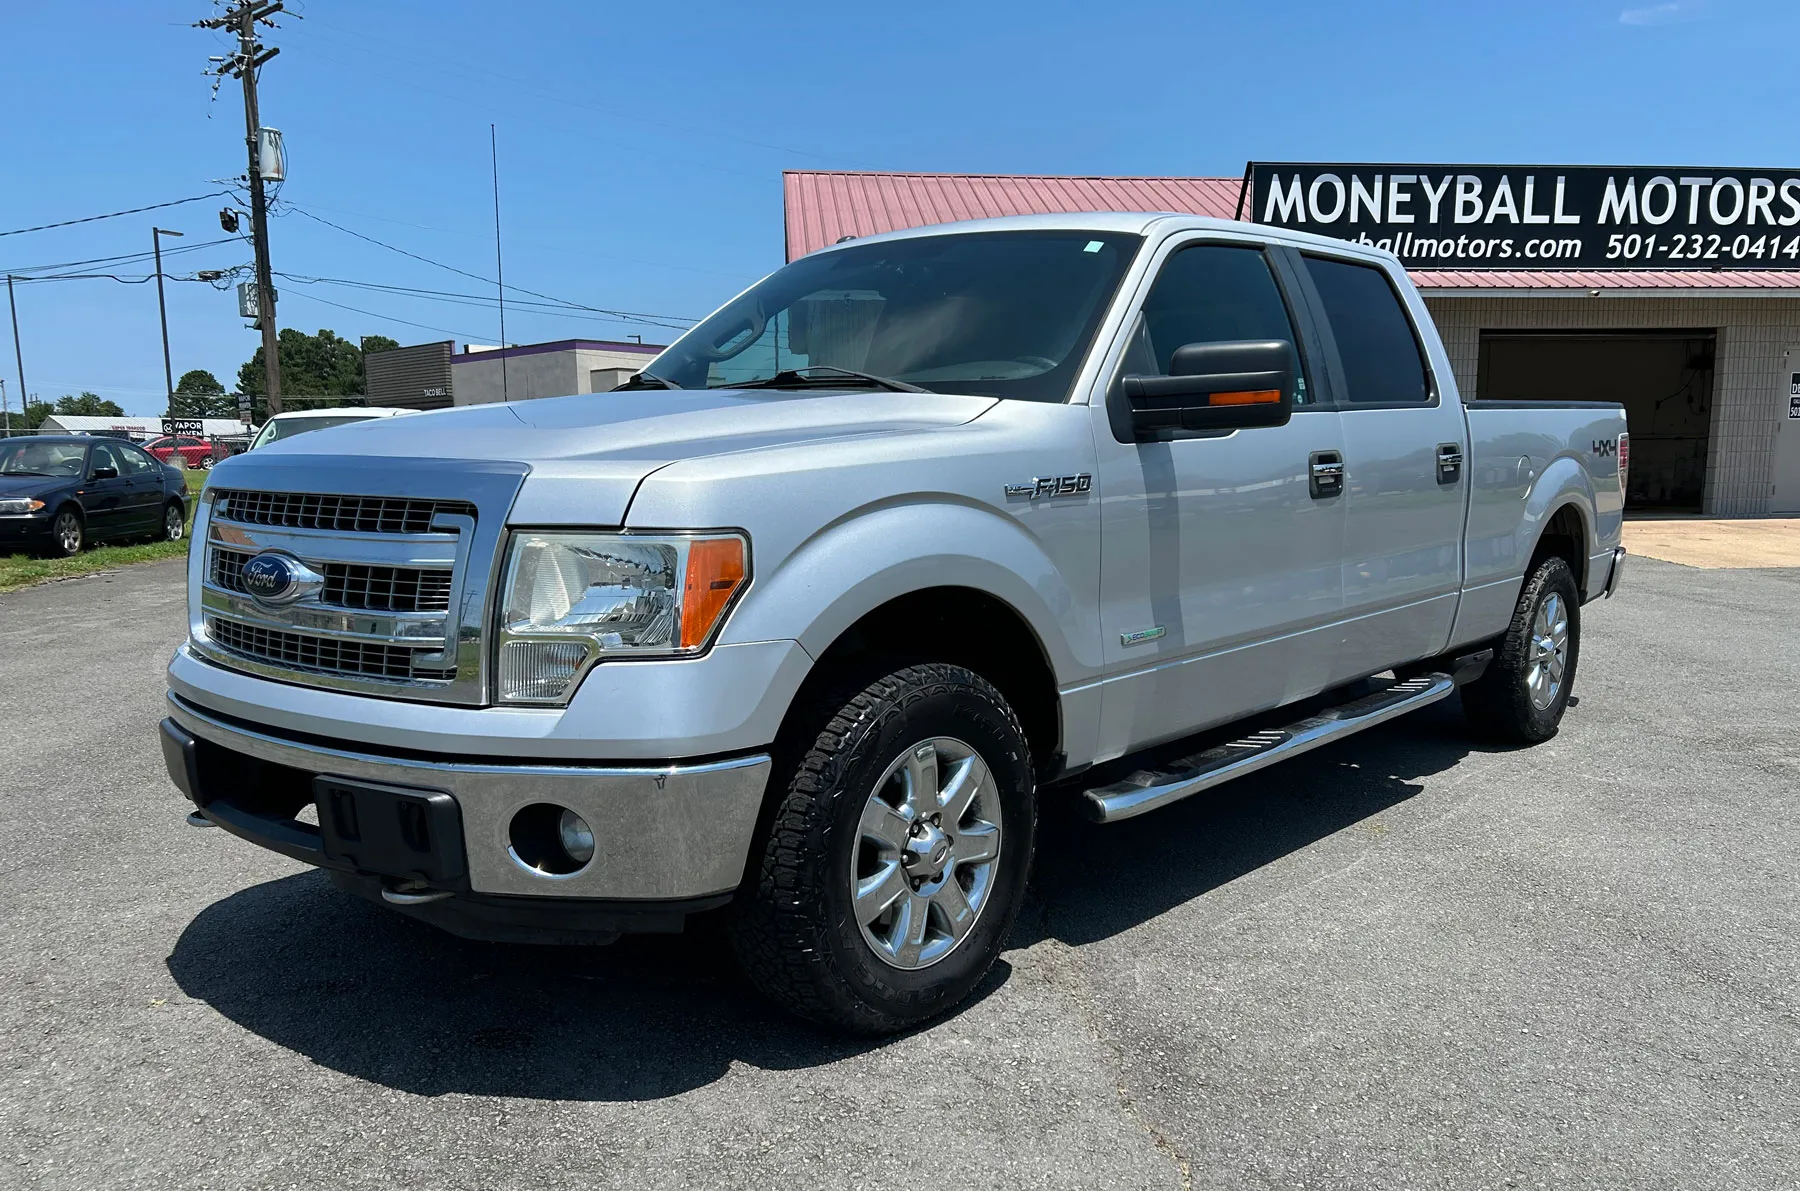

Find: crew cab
<box><xmin>158</xmin><ymin>214</ymin><xmax>1627</xmax><ymax>1033</ymax></box>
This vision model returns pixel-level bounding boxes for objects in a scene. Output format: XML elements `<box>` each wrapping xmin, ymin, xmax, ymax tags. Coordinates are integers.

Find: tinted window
<box><xmin>1127</xmin><ymin>244</ymin><xmax>1311</xmax><ymax>404</ymax></box>
<box><xmin>90</xmin><ymin>443</ymin><xmax>124</xmax><ymax>474</ymax></box>
<box><xmin>118</xmin><ymin>444</ymin><xmax>155</xmax><ymax>474</ymax></box>
<box><xmin>650</xmin><ymin>231</ymin><xmax>1141</xmax><ymax>403</ymax></box>
<box><xmin>1302</xmin><ymin>256</ymin><xmax>1430</xmax><ymax>406</ymax></box>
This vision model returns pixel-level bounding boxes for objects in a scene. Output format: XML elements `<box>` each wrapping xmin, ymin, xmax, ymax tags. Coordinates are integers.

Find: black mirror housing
<box><xmin>1122</xmin><ymin>338</ymin><xmax>1296</xmax><ymax>437</ymax></box>
<box><xmin>89</xmin><ymin>466</ymin><xmax>119</xmax><ymax>481</ymax></box>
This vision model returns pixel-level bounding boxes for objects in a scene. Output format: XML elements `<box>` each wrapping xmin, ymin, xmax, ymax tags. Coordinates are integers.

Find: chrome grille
<box><xmin>206</xmin><ymin>617</ymin><xmax>454</xmax><ymax>682</ymax></box>
<box><xmin>323</xmin><ymin>563</ymin><xmax>454</xmax><ymax>612</ymax></box>
<box><xmin>214</xmin><ymin>489</ymin><xmax>476</xmax><ymax>535</ymax></box>
<box><xmin>209</xmin><ymin>545</ymin><xmax>451</xmax><ymax>613</ymax></box>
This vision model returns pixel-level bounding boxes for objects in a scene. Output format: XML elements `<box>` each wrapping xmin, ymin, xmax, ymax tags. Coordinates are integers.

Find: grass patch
<box><xmin>0</xmin><ymin>470</ymin><xmax>205</xmax><ymax>594</ymax></box>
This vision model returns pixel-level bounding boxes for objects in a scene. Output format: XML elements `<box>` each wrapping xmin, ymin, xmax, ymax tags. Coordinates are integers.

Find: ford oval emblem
<box><xmin>240</xmin><ymin>551</ymin><xmax>315</xmax><ymax>605</ymax></box>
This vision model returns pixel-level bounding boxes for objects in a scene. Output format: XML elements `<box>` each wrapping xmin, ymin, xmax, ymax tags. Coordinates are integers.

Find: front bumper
<box><xmin>0</xmin><ymin>514</ymin><xmax>52</xmax><ymax>547</ymax></box>
<box><xmin>161</xmin><ymin>693</ymin><xmax>771</xmax><ymax>905</ymax></box>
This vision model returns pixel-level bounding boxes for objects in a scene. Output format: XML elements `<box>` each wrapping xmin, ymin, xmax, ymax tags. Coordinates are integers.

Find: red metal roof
<box><xmin>783</xmin><ymin>171</ymin><xmax>1800</xmax><ymax>291</ymax></box>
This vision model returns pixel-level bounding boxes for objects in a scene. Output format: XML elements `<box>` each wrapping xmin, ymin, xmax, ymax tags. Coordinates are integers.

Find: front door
<box><xmin>80</xmin><ymin>443</ymin><xmax>130</xmax><ymax>539</ymax></box>
<box><xmin>1774</xmin><ymin>347</ymin><xmax>1800</xmax><ymax>515</ymax></box>
<box><xmin>1091</xmin><ymin>238</ymin><xmax>1346</xmax><ymax>762</ymax></box>
<box><xmin>1291</xmin><ymin>251</ymin><xmax>1467</xmax><ymax>680</ymax></box>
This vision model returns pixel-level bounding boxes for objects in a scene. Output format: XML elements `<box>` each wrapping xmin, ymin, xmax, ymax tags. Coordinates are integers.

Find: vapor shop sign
<box><xmin>1251</xmin><ymin>164</ymin><xmax>1800</xmax><ymax>270</ymax></box>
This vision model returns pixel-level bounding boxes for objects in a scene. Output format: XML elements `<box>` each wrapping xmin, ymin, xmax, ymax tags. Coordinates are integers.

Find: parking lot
<box><xmin>1</xmin><ymin>554</ymin><xmax>1796</xmax><ymax>1190</ymax></box>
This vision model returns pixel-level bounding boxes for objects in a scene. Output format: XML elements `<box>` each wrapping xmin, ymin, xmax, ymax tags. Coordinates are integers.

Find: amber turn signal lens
<box><xmin>679</xmin><ymin>536</ymin><xmax>748</xmax><ymax>649</ymax></box>
<box><xmin>1208</xmin><ymin>389</ymin><xmax>1282</xmax><ymax>406</ymax></box>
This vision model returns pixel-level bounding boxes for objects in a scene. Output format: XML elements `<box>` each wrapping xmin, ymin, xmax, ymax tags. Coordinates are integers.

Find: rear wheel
<box><xmin>1461</xmin><ymin>555</ymin><xmax>1580</xmax><ymax>744</ymax></box>
<box><xmin>730</xmin><ymin>663</ymin><xmax>1036</xmax><ymax>1034</ymax></box>
<box><xmin>48</xmin><ymin>507</ymin><xmax>83</xmax><ymax>558</ymax></box>
<box><xmin>161</xmin><ymin>501</ymin><xmax>186</xmax><ymax>542</ymax></box>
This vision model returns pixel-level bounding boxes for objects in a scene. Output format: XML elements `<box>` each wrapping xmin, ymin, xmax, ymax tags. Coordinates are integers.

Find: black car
<box><xmin>0</xmin><ymin>435</ymin><xmax>190</xmax><ymax>557</ymax></box>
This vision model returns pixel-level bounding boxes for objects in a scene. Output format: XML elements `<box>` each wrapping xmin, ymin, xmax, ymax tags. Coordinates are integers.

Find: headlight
<box><xmin>0</xmin><ymin>498</ymin><xmax>46</xmax><ymax>515</ymax></box>
<box><xmin>495</xmin><ymin>531</ymin><xmax>749</xmax><ymax>703</ymax></box>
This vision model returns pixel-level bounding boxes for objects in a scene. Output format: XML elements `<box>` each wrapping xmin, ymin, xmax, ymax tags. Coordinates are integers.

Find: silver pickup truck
<box><xmin>160</xmin><ymin>214</ymin><xmax>1627</xmax><ymax>1033</ymax></box>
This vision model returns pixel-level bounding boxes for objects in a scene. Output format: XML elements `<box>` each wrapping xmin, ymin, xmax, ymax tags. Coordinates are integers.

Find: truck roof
<box><xmin>804</xmin><ymin>211</ymin><xmax>1404</xmax><ymax>269</ymax></box>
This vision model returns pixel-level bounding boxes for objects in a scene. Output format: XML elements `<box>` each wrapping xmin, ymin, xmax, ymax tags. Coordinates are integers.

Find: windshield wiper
<box><xmin>1</xmin><ymin>470</ymin><xmax>52</xmax><ymax>477</ymax></box>
<box><xmin>612</xmin><ymin>371</ymin><xmax>680</xmax><ymax>391</ymax></box>
<box><xmin>730</xmin><ymin>366</ymin><xmax>929</xmax><ymax>394</ymax></box>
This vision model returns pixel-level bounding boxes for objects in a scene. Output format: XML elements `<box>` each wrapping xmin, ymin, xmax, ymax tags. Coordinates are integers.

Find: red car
<box><xmin>143</xmin><ymin>435</ymin><xmax>215</xmax><ymax>469</ymax></box>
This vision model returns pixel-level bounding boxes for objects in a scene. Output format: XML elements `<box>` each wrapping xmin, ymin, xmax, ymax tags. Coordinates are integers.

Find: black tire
<box><xmin>47</xmin><ymin>506</ymin><xmax>83</xmax><ymax>558</ymax></box>
<box><xmin>1461</xmin><ymin>555</ymin><xmax>1580</xmax><ymax>744</ymax></box>
<box><xmin>730</xmin><ymin>663</ymin><xmax>1036</xmax><ymax>1034</ymax></box>
<box><xmin>161</xmin><ymin>500</ymin><xmax>187</xmax><ymax>542</ymax></box>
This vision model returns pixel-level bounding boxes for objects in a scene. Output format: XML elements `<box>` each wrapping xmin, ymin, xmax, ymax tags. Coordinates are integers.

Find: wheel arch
<box><xmin>778</xmin><ymin>585</ymin><xmax>1064</xmax><ymax>784</ymax></box>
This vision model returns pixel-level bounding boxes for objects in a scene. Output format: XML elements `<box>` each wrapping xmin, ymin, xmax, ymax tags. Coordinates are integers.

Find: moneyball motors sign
<box><xmin>1250</xmin><ymin>164</ymin><xmax>1800</xmax><ymax>270</ymax></box>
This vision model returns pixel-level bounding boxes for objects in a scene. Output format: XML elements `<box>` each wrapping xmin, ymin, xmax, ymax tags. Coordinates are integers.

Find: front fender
<box><xmin>720</xmin><ymin>499</ymin><xmax>1093</xmax><ymax>684</ymax></box>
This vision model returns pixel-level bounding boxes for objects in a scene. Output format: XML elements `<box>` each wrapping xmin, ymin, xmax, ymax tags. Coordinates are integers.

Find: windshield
<box><xmin>647</xmin><ymin>230</ymin><xmax>1142</xmax><ymax>401</ymax></box>
<box><xmin>0</xmin><ymin>440</ymin><xmax>86</xmax><ymax>477</ymax></box>
<box><xmin>250</xmin><ymin>414</ymin><xmax>376</xmax><ymax>449</ymax></box>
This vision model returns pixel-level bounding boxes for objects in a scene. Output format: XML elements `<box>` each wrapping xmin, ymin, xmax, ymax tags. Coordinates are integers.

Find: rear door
<box><xmin>1090</xmin><ymin>235</ymin><xmax>1346</xmax><ymax>759</ymax></box>
<box><xmin>1291</xmin><ymin>251</ymin><xmax>1468</xmax><ymax>681</ymax></box>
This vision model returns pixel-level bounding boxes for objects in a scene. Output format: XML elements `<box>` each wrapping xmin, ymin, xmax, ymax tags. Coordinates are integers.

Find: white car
<box><xmin>246</xmin><ymin>406</ymin><xmax>419</xmax><ymax>451</ymax></box>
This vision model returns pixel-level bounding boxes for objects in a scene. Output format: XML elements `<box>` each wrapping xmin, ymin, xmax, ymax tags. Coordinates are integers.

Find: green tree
<box><xmin>3</xmin><ymin>398</ymin><xmax>53</xmax><ymax>433</ymax></box>
<box><xmin>169</xmin><ymin>369</ymin><xmax>235</xmax><ymax>419</ymax></box>
<box><xmin>53</xmin><ymin>392</ymin><xmax>126</xmax><ymax>417</ymax></box>
<box><xmin>238</xmin><ymin>328</ymin><xmax>393</xmax><ymax>418</ymax></box>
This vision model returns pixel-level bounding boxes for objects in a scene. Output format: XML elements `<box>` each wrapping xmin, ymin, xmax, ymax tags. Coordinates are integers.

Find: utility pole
<box><xmin>6</xmin><ymin>275</ymin><xmax>24</xmax><ymax>429</ymax></box>
<box><xmin>1</xmin><ymin>378</ymin><xmax>10</xmax><ymax>437</ymax></box>
<box><xmin>200</xmin><ymin>1</ymin><xmax>284</xmax><ymax>414</ymax></box>
<box><xmin>153</xmin><ymin>227</ymin><xmax>183</xmax><ymax>421</ymax></box>
<box><xmin>490</xmin><ymin>123</ymin><xmax>509</xmax><ymax>403</ymax></box>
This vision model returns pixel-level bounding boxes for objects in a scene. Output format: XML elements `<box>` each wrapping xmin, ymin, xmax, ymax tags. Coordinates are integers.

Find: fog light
<box><xmin>507</xmin><ymin>802</ymin><xmax>595</xmax><ymax>877</ymax></box>
<box><xmin>558</xmin><ymin>809</ymin><xmax>595</xmax><ymax>865</ymax></box>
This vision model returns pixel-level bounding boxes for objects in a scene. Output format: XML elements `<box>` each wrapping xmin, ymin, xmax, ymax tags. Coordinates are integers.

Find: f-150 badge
<box><xmin>1004</xmin><ymin>473</ymin><xmax>1092</xmax><ymax>500</ymax></box>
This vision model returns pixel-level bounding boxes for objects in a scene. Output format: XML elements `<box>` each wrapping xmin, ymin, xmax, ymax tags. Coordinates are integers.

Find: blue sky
<box><xmin>0</xmin><ymin>0</ymin><xmax>1794</xmax><ymax>415</ymax></box>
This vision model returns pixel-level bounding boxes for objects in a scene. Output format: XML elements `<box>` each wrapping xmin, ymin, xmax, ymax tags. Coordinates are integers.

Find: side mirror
<box><xmin>89</xmin><ymin>466</ymin><xmax>119</xmax><ymax>481</ymax></box>
<box><xmin>1121</xmin><ymin>339</ymin><xmax>1296</xmax><ymax>437</ymax></box>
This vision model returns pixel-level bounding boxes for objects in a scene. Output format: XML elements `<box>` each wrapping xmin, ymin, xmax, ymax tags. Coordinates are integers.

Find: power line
<box><xmin>279</xmin><ymin>204</ymin><xmax>697</xmax><ymax>327</ymax></box>
<box><xmin>279</xmin><ymin>289</ymin><xmax>485</xmax><ymax>342</ymax></box>
<box><xmin>0</xmin><ymin>192</ymin><xmax>233</xmax><ymax>239</ymax></box>
<box><xmin>0</xmin><ymin>236</ymin><xmax>244</xmax><ymax>277</ymax></box>
<box><xmin>271</xmin><ymin>271</ymin><xmax>695</xmax><ymax>329</ymax></box>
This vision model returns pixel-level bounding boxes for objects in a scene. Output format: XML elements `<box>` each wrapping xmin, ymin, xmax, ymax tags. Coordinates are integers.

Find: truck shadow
<box><xmin>167</xmin><ymin>701</ymin><xmax>1482</xmax><ymax>1101</ymax></box>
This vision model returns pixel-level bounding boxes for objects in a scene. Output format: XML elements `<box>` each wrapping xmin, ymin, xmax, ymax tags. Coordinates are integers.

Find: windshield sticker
<box><xmin>1084</xmin><ymin>241</ymin><xmax>1104</xmax><ymax>253</ymax></box>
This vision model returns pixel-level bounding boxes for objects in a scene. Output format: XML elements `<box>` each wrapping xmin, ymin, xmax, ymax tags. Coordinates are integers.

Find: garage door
<box><xmin>1478</xmin><ymin>331</ymin><xmax>1714</xmax><ymax>511</ymax></box>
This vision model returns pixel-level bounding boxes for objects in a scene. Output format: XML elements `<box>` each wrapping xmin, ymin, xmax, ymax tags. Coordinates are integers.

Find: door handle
<box><xmin>1309</xmin><ymin>451</ymin><xmax>1344</xmax><ymax>499</ymax></box>
<box><xmin>1436</xmin><ymin>442</ymin><xmax>1464</xmax><ymax>485</ymax></box>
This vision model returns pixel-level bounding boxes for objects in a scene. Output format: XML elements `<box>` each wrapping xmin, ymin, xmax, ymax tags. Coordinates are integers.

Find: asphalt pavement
<box><xmin>1</xmin><ymin>555</ymin><xmax>1796</xmax><ymax>1190</ymax></box>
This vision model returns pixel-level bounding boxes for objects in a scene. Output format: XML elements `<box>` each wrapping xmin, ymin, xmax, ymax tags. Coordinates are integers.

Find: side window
<box><xmin>1129</xmin><ymin>244</ymin><xmax>1312</xmax><ymax>404</ymax></box>
<box><xmin>90</xmin><ymin>443</ymin><xmax>123</xmax><ymax>475</ymax></box>
<box><xmin>118</xmin><ymin>444</ymin><xmax>154</xmax><ymax>474</ymax></box>
<box><xmin>1301</xmin><ymin>255</ymin><xmax>1431</xmax><ymax>406</ymax></box>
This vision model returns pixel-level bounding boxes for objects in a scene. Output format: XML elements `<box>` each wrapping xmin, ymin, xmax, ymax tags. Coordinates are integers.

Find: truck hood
<box><xmin>210</xmin><ymin>388</ymin><xmax>998</xmax><ymax>526</ymax></box>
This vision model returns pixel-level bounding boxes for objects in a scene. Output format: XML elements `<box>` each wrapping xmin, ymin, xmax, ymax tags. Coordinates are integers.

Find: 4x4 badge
<box><xmin>1004</xmin><ymin>473</ymin><xmax>1092</xmax><ymax>500</ymax></box>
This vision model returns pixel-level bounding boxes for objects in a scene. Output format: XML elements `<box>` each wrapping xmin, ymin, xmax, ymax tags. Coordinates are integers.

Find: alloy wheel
<box><xmin>851</xmin><ymin>737</ymin><xmax>1003</xmax><ymax>970</ymax></box>
<box><xmin>1525</xmin><ymin>591</ymin><xmax>1569</xmax><ymax>710</ymax></box>
<box><xmin>165</xmin><ymin>505</ymin><xmax>185</xmax><ymax>541</ymax></box>
<box><xmin>55</xmin><ymin>512</ymin><xmax>81</xmax><ymax>555</ymax></box>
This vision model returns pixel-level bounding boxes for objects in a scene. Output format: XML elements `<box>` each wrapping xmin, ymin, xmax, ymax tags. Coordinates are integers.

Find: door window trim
<box><xmin>1289</xmin><ymin>250</ymin><xmax>1441</xmax><ymax>412</ymax></box>
<box><xmin>1100</xmin><ymin>235</ymin><xmax>1331</xmax><ymax>443</ymax></box>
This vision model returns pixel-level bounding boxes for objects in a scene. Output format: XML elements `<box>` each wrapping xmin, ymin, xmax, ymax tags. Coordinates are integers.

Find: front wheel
<box><xmin>48</xmin><ymin>508</ymin><xmax>84</xmax><ymax>558</ymax></box>
<box><xmin>730</xmin><ymin>663</ymin><xmax>1036</xmax><ymax>1034</ymax></box>
<box><xmin>1461</xmin><ymin>555</ymin><xmax>1580</xmax><ymax>744</ymax></box>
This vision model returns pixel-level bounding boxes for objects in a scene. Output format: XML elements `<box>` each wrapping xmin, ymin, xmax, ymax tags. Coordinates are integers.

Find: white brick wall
<box><xmin>1422</xmin><ymin>295</ymin><xmax>1800</xmax><ymax>516</ymax></box>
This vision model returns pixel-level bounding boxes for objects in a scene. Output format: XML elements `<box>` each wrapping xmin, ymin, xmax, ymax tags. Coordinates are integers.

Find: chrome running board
<box><xmin>1081</xmin><ymin>673</ymin><xmax>1457</xmax><ymax>823</ymax></box>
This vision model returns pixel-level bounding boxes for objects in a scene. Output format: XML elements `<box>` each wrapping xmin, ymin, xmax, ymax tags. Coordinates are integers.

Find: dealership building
<box><xmin>784</xmin><ymin>167</ymin><xmax>1800</xmax><ymax>516</ymax></box>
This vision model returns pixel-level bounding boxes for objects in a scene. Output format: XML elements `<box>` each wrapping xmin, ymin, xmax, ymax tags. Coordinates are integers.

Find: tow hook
<box><xmin>381</xmin><ymin>882</ymin><xmax>454</xmax><ymax>906</ymax></box>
